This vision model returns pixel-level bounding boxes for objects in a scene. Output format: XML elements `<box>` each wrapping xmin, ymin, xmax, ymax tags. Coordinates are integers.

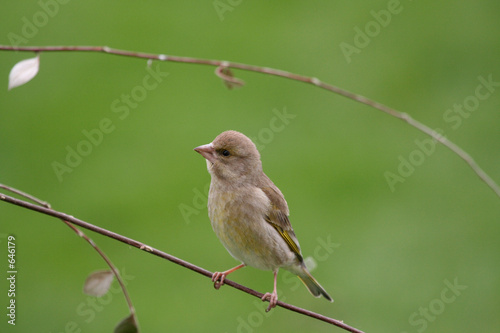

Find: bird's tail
<box><xmin>296</xmin><ymin>266</ymin><xmax>333</xmax><ymax>302</ymax></box>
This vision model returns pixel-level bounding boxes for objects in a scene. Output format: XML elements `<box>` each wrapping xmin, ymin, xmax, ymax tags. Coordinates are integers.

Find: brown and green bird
<box><xmin>194</xmin><ymin>130</ymin><xmax>332</xmax><ymax>311</ymax></box>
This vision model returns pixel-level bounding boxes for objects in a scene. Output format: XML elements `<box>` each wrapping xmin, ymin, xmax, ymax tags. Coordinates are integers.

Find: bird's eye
<box><xmin>222</xmin><ymin>150</ymin><xmax>230</xmax><ymax>157</ymax></box>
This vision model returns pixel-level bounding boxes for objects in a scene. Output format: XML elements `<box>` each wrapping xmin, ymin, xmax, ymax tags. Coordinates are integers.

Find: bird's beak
<box><xmin>194</xmin><ymin>143</ymin><xmax>217</xmax><ymax>164</ymax></box>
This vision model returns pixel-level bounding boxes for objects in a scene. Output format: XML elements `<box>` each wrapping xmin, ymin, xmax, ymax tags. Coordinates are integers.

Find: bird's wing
<box><xmin>259</xmin><ymin>175</ymin><xmax>303</xmax><ymax>261</ymax></box>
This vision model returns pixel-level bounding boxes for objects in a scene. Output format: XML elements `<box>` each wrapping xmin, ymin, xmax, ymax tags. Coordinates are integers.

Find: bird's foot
<box><xmin>261</xmin><ymin>291</ymin><xmax>278</xmax><ymax>312</ymax></box>
<box><xmin>211</xmin><ymin>264</ymin><xmax>246</xmax><ymax>290</ymax></box>
<box><xmin>212</xmin><ymin>272</ymin><xmax>226</xmax><ymax>290</ymax></box>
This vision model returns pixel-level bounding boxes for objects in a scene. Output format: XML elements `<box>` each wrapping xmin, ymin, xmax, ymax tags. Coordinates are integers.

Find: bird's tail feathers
<box><xmin>297</xmin><ymin>267</ymin><xmax>333</xmax><ymax>302</ymax></box>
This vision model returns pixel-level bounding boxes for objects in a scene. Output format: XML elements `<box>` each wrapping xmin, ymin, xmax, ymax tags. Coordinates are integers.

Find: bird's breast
<box><xmin>207</xmin><ymin>183</ymin><xmax>295</xmax><ymax>270</ymax></box>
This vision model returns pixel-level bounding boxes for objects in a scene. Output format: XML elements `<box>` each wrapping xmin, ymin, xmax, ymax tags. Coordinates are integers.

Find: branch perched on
<box><xmin>0</xmin><ymin>186</ymin><xmax>365</xmax><ymax>333</ymax></box>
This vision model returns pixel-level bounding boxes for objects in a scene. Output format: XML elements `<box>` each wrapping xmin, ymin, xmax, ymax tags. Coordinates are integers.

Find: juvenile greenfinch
<box><xmin>194</xmin><ymin>130</ymin><xmax>332</xmax><ymax>311</ymax></box>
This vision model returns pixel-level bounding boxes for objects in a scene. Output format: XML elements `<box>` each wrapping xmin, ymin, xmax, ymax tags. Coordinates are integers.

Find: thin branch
<box><xmin>0</xmin><ymin>184</ymin><xmax>139</xmax><ymax>331</ymax></box>
<box><xmin>0</xmin><ymin>190</ymin><xmax>365</xmax><ymax>333</ymax></box>
<box><xmin>0</xmin><ymin>184</ymin><xmax>51</xmax><ymax>208</ymax></box>
<box><xmin>62</xmin><ymin>221</ymin><xmax>139</xmax><ymax>331</ymax></box>
<box><xmin>1</xmin><ymin>45</ymin><xmax>498</xmax><ymax>199</ymax></box>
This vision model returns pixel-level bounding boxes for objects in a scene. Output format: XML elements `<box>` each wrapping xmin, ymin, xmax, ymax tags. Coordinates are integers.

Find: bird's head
<box><xmin>194</xmin><ymin>130</ymin><xmax>262</xmax><ymax>184</ymax></box>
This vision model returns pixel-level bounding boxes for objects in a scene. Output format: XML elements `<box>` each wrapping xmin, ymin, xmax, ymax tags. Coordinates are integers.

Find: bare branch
<box><xmin>1</xmin><ymin>44</ymin><xmax>498</xmax><ymax>198</ymax></box>
<box><xmin>0</xmin><ymin>189</ymin><xmax>365</xmax><ymax>333</ymax></box>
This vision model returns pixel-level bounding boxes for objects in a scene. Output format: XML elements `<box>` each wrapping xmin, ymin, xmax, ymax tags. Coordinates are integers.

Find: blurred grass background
<box><xmin>1</xmin><ymin>1</ymin><xmax>499</xmax><ymax>332</ymax></box>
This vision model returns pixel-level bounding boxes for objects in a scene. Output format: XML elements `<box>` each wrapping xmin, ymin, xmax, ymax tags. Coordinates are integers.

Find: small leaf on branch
<box><xmin>215</xmin><ymin>66</ymin><xmax>245</xmax><ymax>89</ymax></box>
<box><xmin>8</xmin><ymin>55</ymin><xmax>40</xmax><ymax>90</ymax></box>
<box><xmin>83</xmin><ymin>270</ymin><xmax>114</xmax><ymax>296</ymax></box>
<box><xmin>114</xmin><ymin>314</ymin><xmax>138</xmax><ymax>333</ymax></box>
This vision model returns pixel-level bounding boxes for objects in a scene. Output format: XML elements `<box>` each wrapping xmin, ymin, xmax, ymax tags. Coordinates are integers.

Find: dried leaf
<box><xmin>83</xmin><ymin>270</ymin><xmax>114</xmax><ymax>296</ymax></box>
<box><xmin>215</xmin><ymin>66</ymin><xmax>245</xmax><ymax>89</ymax></box>
<box><xmin>114</xmin><ymin>314</ymin><xmax>138</xmax><ymax>333</ymax></box>
<box><xmin>8</xmin><ymin>55</ymin><xmax>40</xmax><ymax>90</ymax></box>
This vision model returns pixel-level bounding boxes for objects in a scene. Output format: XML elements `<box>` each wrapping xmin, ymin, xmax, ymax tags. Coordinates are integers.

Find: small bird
<box><xmin>194</xmin><ymin>130</ymin><xmax>333</xmax><ymax>311</ymax></box>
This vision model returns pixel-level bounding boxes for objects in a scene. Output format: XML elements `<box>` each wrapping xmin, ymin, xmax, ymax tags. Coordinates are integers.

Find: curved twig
<box><xmin>1</xmin><ymin>44</ymin><xmax>498</xmax><ymax>198</ymax></box>
<box><xmin>0</xmin><ymin>184</ymin><xmax>140</xmax><ymax>332</ymax></box>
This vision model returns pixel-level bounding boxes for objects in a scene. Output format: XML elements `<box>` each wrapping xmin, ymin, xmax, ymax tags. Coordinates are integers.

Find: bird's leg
<box><xmin>212</xmin><ymin>263</ymin><xmax>245</xmax><ymax>290</ymax></box>
<box><xmin>261</xmin><ymin>269</ymin><xmax>279</xmax><ymax>312</ymax></box>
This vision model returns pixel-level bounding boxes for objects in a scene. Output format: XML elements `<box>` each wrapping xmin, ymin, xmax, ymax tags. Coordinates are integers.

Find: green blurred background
<box><xmin>1</xmin><ymin>1</ymin><xmax>499</xmax><ymax>332</ymax></box>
